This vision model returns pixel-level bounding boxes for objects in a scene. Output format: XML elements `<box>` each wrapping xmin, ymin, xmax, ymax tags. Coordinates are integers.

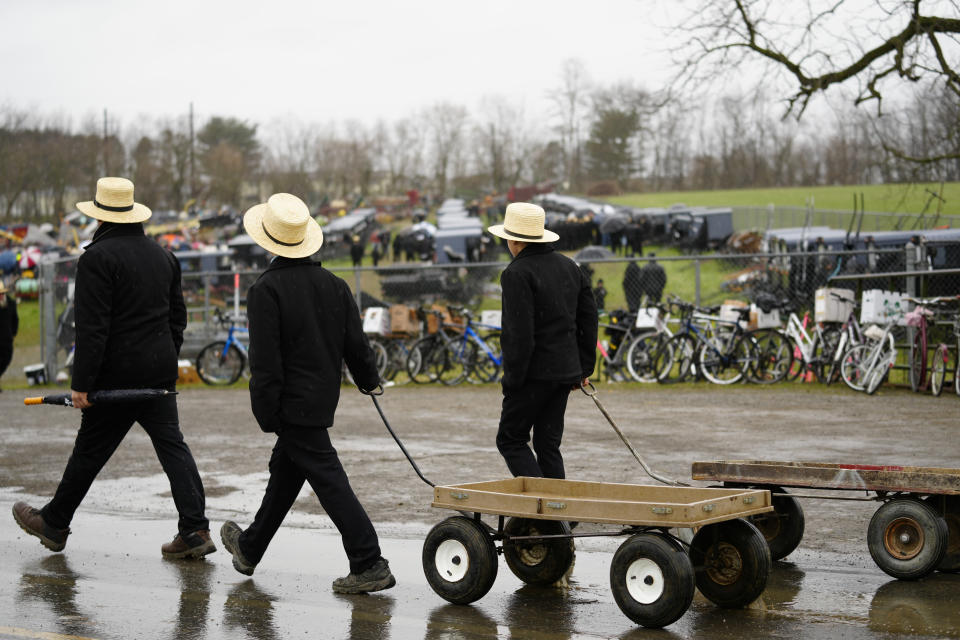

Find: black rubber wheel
<box><xmin>407</xmin><ymin>336</ymin><xmax>437</xmax><ymax>384</ymax></box>
<box><xmin>423</xmin><ymin>516</ymin><xmax>499</xmax><ymax>604</ymax></box>
<box><xmin>655</xmin><ymin>334</ymin><xmax>696</xmax><ymax>384</ymax></box>
<box><xmin>196</xmin><ymin>341</ymin><xmax>244</xmax><ymax>385</ymax></box>
<box><xmin>746</xmin><ymin>486</ymin><xmax>805</xmax><ymax>561</ymax></box>
<box><xmin>937</xmin><ymin>496</ymin><xmax>960</xmax><ymax>572</ymax></box>
<box><xmin>930</xmin><ymin>344</ymin><xmax>948</xmax><ymax>397</ymax></box>
<box><xmin>502</xmin><ymin>518</ymin><xmax>575</xmax><ymax>586</ymax></box>
<box><xmin>689</xmin><ymin>518</ymin><xmax>771</xmax><ymax>608</ymax></box>
<box><xmin>745</xmin><ymin>329</ymin><xmax>793</xmax><ymax>384</ymax></box>
<box><xmin>610</xmin><ymin>532</ymin><xmax>695</xmax><ymax>629</ymax></box>
<box><xmin>867</xmin><ymin>498</ymin><xmax>948</xmax><ymax>580</ymax></box>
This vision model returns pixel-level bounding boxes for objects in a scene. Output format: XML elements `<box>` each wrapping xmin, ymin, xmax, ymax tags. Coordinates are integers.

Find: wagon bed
<box><xmin>691</xmin><ymin>460</ymin><xmax>960</xmax><ymax>495</ymax></box>
<box><xmin>431</xmin><ymin>476</ymin><xmax>772</xmax><ymax>528</ymax></box>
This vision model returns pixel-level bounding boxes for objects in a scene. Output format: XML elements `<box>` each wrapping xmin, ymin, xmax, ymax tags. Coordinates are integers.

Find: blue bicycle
<box><xmin>196</xmin><ymin>308</ymin><xmax>249</xmax><ymax>385</ymax></box>
<box><xmin>406</xmin><ymin>306</ymin><xmax>502</xmax><ymax>385</ymax></box>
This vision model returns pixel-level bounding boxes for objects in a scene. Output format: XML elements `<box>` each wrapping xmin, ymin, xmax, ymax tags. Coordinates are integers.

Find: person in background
<box><xmin>487</xmin><ymin>202</ymin><xmax>598</xmax><ymax>482</ymax></box>
<box><xmin>640</xmin><ymin>254</ymin><xmax>667</xmax><ymax>303</ymax></box>
<box><xmin>623</xmin><ymin>260</ymin><xmax>643</xmax><ymax>312</ymax></box>
<box><xmin>0</xmin><ymin>280</ymin><xmax>18</xmax><ymax>391</ymax></box>
<box><xmin>593</xmin><ymin>278</ymin><xmax>607</xmax><ymax>311</ymax></box>
<box><xmin>220</xmin><ymin>193</ymin><xmax>395</xmax><ymax>595</ymax></box>
<box><xmin>12</xmin><ymin>177</ymin><xmax>213</xmax><ymax>559</ymax></box>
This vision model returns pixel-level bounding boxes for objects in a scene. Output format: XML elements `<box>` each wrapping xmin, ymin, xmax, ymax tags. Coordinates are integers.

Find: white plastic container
<box><xmin>749</xmin><ymin>305</ymin><xmax>782</xmax><ymax>329</ymax></box>
<box><xmin>634</xmin><ymin>307</ymin><xmax>660</xmax><ymax>329</ymax></box>
<box><xmin>362</xmin><ymin>307</ymin><xmax>390</xmax><ymax>335</ymax></box>
<box><xmin>860</xmin><ymin>290</ymin><xmax>907</xmax><ymax>326</ymax></box>
<box><xmin>815</xmin><ymin>288</ymin><xmax>854</xmax><ymax>323</ymax></box>
<box><xmin>480</xmin><ymin>310</ymin><xmax>502</xmax><ymax>329</ymax></box>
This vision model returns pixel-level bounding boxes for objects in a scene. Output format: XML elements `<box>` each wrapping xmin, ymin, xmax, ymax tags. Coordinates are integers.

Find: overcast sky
<box><xmin>1</xmin><ymin>1</ymin><xmax>681</xmax><ymax>132</ymax></box>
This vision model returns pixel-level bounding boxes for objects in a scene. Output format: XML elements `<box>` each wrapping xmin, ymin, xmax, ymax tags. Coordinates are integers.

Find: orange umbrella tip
<box><xmin>24</xmin><ymin>397</ymin><xmax>42</xmax><ymax>405</ymax></box>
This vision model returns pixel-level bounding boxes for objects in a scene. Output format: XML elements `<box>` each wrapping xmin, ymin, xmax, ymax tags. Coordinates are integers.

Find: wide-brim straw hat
<box><xmin>75</xmin><ymin>177</ymin><xmax>152</xmax><ymax>223</ymax></box>
<box><xmin>487</xmin><ymin>202</ymin><xmax>559</xmax><ymax>243</ymax></box>
<box><xmin>243</xmin><ymin>193</ymin><xmax>323</xmax><ymax>259</ymax></box>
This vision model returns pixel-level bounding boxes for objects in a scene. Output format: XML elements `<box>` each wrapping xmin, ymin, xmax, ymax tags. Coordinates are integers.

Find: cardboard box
<box><xmin>362</xmin><ymin>307</ymin><xmax>390</xmax><ymax>335</ymax></box>
<box><xmin>815</xmin><ymin>288</ymin><xmax>854</xmax><ymax>323</ymax></box>
<box><xmin>389</xmin><ymin>305</ymin><xmax>419</xmax><ymax>335</ymax></box>
<box><xmin>177</xmin><ymin>359</ymin><xmax>200</xmax><ymax>385</ymax></box>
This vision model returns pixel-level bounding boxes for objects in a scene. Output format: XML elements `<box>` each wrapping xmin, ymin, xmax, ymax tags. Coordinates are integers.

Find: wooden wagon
<box><xmin>422</xmin><ymin>476</ymin><xmax>774</xmax><ymax>629</ymax></box>
<box><xmin>691</xmin><ymin>460</ymin><xmax>960</xmax><ymax>580</ymax></box>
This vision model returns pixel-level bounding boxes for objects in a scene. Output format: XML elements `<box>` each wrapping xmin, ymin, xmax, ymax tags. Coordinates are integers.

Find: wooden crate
<box><xmin>431</xmin><ymin>477</ymin><xmax>772</xmax><ymax>528</ymax></box>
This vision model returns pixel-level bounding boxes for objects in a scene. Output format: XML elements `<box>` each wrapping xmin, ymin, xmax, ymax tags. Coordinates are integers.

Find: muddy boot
<box><xmin>332</xmin><ymin>558</ymin><xmax>396</xmax><ymax>594</ymax></box>
<box><xmin>12</xmin><ymin>502</ymin><xmax>70</xmax><ymax>552</ymax></box>
<box><xmin>220</xmin><ymin>521</ymin><xmax>256</xmax><ymax>576</ymax></box>
<box><xmin>161</xmin><ymin>529</ymin><xmax>216</xmax><ymax>559</ymax></box>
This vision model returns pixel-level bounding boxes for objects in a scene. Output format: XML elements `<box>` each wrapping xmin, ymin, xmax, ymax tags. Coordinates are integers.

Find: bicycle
<box><xmin>654</xmin><ymin>298</ymin><xmax>757</xmax><ymax>385</ymax></box>
<box><xmin>781</xmin><ymin>303</ymin><xmax>840</xmax><ymax>384</ymax></box>
<box><xmin>858</xmin><ymin>300</ymin><xmax>906</xmax><ymax>395</ymax></box>
<box><xmin>596</xmin><ymin>309</ymin><xmax>655</xmax><ymax>383</ymax></box>
<box><xmin>823</xmin><ymin>295</ymin><xmax>867</xmax><ymax>389</ymax></box>
<box><xmin>405</xmin><ymin>307</ymin><xmax>501</xmax><ymax>385</ymax></box>
<box><xmin>905</xmin><ymin>296</ymin><xmax>960</xmax><ymax>396</ymax></box>
<box><xmin>196</xmin><ymin>308</ymin><xmax>250</xmax><ymax>385</ymax></box>
<box><xmin>624</xmin><ymin>302</ymin><xmax>674</xmax><ymax>383</ymax></box>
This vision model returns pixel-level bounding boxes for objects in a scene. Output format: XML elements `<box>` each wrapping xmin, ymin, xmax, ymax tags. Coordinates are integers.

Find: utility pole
<box><xmin>189</xmin><ymin>102</ymin><xmax>196</xmax><ymax>201</ymax></box>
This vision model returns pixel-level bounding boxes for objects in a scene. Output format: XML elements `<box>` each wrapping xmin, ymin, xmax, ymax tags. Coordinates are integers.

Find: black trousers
<box><xmin>0</xmin><ymin>345</ymin><xmax>11</xmax><ymax>380</ymax></box>
<box><xmin>41</xmin><ymin>395</ymin><xmax>208</xmax><ymax>534</ymax></box>
<box><xmin>237</xmin><ymin>426</ymin><xmax>382</xmax><ymax>575</ymax></box>
<box><xmin>496</xmin><ymin>380</ymin><xmax>571</xmax><ymax>479</ymax></box>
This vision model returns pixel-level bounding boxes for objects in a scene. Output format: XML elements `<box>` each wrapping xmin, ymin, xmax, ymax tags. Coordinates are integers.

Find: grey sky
<box><xmin>1</xmin><ymin>1</ymin><xmax>679</xmax><ymax>129</ymax></box>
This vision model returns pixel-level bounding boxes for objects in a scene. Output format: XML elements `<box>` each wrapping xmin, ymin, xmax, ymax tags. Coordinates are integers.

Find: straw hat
<box><xmin>75</xmin><ymin>177</ymin><xmax>152</xmax><ymax>223</ymax></box>
<box><xmin>243</xmin><ymin>193</ymin><xmax>323</xmax><ymax>258</ymax></box>
<box><xmin>487</xmin><ymin>202</ymin><xmax>559</xmax><ymax>243</ymax></box>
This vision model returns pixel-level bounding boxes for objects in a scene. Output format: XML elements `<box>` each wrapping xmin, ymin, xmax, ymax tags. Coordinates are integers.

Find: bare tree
<box><xmin>548</xmin><ymin>59</ymin><xmax>592</xmax><ymax>190</ymax></box>
<box><xmin>668</xmin><ymin>0</ymin><xmax>960</xmax><ymax>163</ymax></box>
<box><xmin>424</xmin><ymin>102</ymin><xmax>469</xmax><ymax>198</ymax></box>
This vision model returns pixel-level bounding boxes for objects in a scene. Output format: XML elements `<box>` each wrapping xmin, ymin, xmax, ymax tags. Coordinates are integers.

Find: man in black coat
<box><xmin>488</xmin><ymin>202</ymin><xmax>598</xmax><ymax>480</ymax></box>
<box><xmin>220</xmin><ymin>193</ymin><xmax>395</xmax><ymax>594</ymax></box>
<box><xmin>0</xmin><ymin>280</ymin><xmax>17</xmax><ymax>391</ymax></box>
<box><xmin>12</xmin><ymin>177</ymin><xmax>213</xmax><ymax>559</ymax></box>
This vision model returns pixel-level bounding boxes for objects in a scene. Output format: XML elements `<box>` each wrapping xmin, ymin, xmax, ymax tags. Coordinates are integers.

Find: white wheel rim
<box><xmin>435</xmin><ymin>539</ymin><xmax>469</xmax><ymax>582</ymax></box>
<box><xmin>625</xmin><ymin>557</ymin><xmax>664</xmax><ymax>604</ymax></box>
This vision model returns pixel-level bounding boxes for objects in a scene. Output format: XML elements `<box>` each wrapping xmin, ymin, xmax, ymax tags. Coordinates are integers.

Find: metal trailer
<box><xmin>691</xmin><ymin>460</ymin><xmax>960</xmax><ymax>580</ymax></box>
<box><xmin>422</xmin><ymin>476</ymin><xmax>774</xmax><ymax>629</ymax></box>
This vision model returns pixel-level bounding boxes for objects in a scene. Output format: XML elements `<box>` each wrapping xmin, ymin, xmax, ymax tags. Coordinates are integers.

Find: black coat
<box><xmin>72</xmin><ymin>223</ymin><xmax>186</xmax><ymax>392</ymax></box>
<box><xmin>499</xmin><ymin>243</ymin><xmax>598</xmax><ymax>391</ymax></box>
<box><xmin>247</xmin><ymin>257</ymin><xmax>379</xmax><ymax>432</ymax></box>
<box><xmin>0</xmin><ymin>296</ymin><xmax>17</xmax><ymax>352</ymax></box>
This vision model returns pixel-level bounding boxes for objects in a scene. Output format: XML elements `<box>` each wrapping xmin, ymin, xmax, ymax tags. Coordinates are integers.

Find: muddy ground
<box><xmin>2</xmin><ymin>381</ymin><xmax>956</xmax><ymax>552</ymax></box>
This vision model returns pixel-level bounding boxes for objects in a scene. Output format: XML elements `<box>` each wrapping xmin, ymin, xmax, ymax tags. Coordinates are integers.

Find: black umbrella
<box><xmin>25</xmin><ymin>389</ymin><xmax>177</xmax><ymax>407</ymax></box>
<box><xmin>599</xmin><ymin>216</ymin><xmax>627</xmax><ymax>234</ymax></box>
<box><xmin>574</xmin><ymin>245</ymin><xmax>615</xmax><ymax>261</ymax></box>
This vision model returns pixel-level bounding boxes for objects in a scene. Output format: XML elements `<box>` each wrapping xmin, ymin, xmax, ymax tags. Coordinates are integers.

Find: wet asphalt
<box><xmin>1</xmin><ymin>384</ymin><xmax>959</xmax><ymax>638</ymax></box>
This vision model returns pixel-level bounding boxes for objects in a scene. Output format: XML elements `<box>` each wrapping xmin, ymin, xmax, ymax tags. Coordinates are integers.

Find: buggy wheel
<box><xmin>689</xmin><ymin>518</ymin><xmax>771</xmax><ymax>608</ymax></box>
<box><xmin>196</xmin><ymin>341</ymin><xmax>244</xmax><ymax>385</ymax></box>
<box><xmin>746</xmin><ymin>486</ymin><xmax>805</xmax><ymax>561</ymax></box>
<box><xmin>423</xmin><ymin>516</ymin><xmax>498</xmax><ymax>604</ymax></box>
<box><xmin>502</xmin><ymin>518</ymin><xmax>575</xmax><ymax>586</ymax></box>
<box><xmin>610</xmin><ymin>532</ymin><xmax>695</xmax><ymax>629</ymax></box>
<box><xmin>930</xmin><ymin>344</ymin><xmax>948</xmax><ymax>396</ymax></box>
<box><xmin>867</xmin><ymin>498</ymin><xmax>948</xmax><ymax>580</ymax></box>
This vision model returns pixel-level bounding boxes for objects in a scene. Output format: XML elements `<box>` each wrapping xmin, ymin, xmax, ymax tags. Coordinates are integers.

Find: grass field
<box><xmin>608</xmin><ymin>182</ymin><xmax>960</xmax><ymax>216</ymax></box>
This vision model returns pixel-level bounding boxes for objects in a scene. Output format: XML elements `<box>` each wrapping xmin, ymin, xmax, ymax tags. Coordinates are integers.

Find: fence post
<box><xmin>203</xmin><ymin>273</ymin><xmax>211</xmax><ymax>327</ymax></box>
<box><xmin>694</xmin><ymin>258</ymin><xmax>702</xmax><ymax>307</ymax></box>
<box><xmin>354</xmin><ymin>267</ymin><xmax>362</xmax><ymax>308</ymax></box>
<box><xmin>904</xmin><ymin>239</ymin><xmax>918</xmax><ymax>298</ymax></box>
<box><xmin>41</xmin><ymin>260</ymin><xmax>57</xmax><ymax>382</ymax></box>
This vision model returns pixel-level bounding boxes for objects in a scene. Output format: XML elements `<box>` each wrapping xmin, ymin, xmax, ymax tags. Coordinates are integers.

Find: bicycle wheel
<box><xmin>909</xmin><ymin>329</ymin><xmax>928</xmax><ymax>392</ymax></box>
<box><xmin>840</xmin><ymin>344</ymin><xmax>871</xmax><ymax>392</ymax></box>
<box><xmin>699</xmin><ymin>338</ymin><xmax>749</xmax><ymax>385</ymax></box>
<box><xmin>930</xmin><ymin>344</ymin><xmax>948</xmax><ymax>396</ymax></box>
<box><xmin>428</xmin><ymin>339</ymin><xmax>476</xmax><ymax>386</ymax></box>
<box><xmin>785</xmin><ymin>338</ymin><xmax>807</xmax><ymax>381</ymax></box>
<box><xmin>196</xmin><ymin>341</ymin><xmax>244</xmax><ymax>385</ymax></box>
<box><xmin>468</xmin><ymin>332</ymin><xmax>501</xmax><ymax>384</ymax></box>
<box><xmin>813</xmin><ymin>327</ymin><xmax>841</xmax><ymax>383</ymax></box>
<box><xmin>745</xmin><ymin>329</ymin><xmax>792</xmax><ymax>384</ymax></box>
<box><xmin>407</xmin><ymin>336</ymin><xmax>438</xmax><ymax>384</ymax></box>
<box><xmin>824</xmin><ymin>332</ymin><xmax>847</xmax><ymax>386</ymax></box>
<box><xmin>368</xmin><ymin>337</ymin><xmax>389</xmax><ymax>381</ymax></box>
<box><xmin>654</xmin><ymin>334</ymin><xmax>694</xmax><ymax>383</ymax></box>
<box><xmin>865</xmin><ymin>341</ymin><xmax>896</xmax><ymax>395</ymax></box>
<box><xmin>956</xmin><ymin>352</ymin><xmax>960</xmax><ymax>397</ymax></box>
<box><xmin>625</xmin><ymin>331</ymin><xmax>663</xmax><ymax>383</ymax></box>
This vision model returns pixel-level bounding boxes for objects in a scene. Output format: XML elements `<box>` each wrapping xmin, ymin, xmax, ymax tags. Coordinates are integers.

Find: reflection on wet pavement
<box><xmin>223</xmin><ymin>580</ymin><xmax>279</xmax><ymax>640</ymax></box>
<box><xmin>165</xmin><ymin>558</ymin><xmax>215</xmax><ymax>640</ymax></box>
<box><xmin>16</xmin><ymin>554</ymin><xmax>98</xmax><ymax>638</ymax></box>
<box><xmin>336</xmin><ymin>593</ymin><xmax>395</xmax><ymax>639</ymax></box>
<box><xmin>425</xmin><ymin>603</ymin><xmax>500</xmax><ymax>639</ymax></box>
<box><xmin>869</xmin><ymin>575</ymin><xmax>960</xmax><ymax>637</ymax></box>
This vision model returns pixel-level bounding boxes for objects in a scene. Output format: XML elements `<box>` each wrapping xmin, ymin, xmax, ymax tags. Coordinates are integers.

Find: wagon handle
<box><xmin>360</xmin><ymin>383</ymin><xmax>384</xmax><ymax>396</ymax></box>
<box><xmin>369</xmin><ymin>393</ymin><xmax>435</xmax><ymax>488</ymax></box>
<box><xmin>580</xmin><ymin>381</ymin><xmax>690</xmax><ymax>488</ymax></box>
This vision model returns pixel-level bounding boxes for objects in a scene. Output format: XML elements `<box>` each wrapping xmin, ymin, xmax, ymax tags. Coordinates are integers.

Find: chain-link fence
<box><xmin>30</xmin><ymin>241</ymin><xmax>960</xmax><ymax>388</ymax></box>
